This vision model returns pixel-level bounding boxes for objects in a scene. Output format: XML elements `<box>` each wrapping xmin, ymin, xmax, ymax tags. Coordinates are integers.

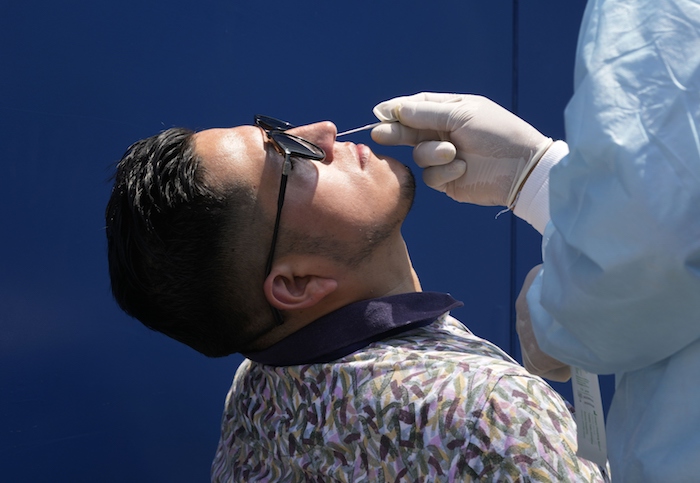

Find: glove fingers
<box><xmin>520</xmin><ymin>337</ymin><xmax>571</xmax><ymax>381</ymax></box>
<box><xmin>373</xmin><ymin>101</ymin><xmax>401</xmax><ymax>122</ymax></box>
<box><xmin>411</xmin><ymin>92</ymin><xmax>464</xmax><ymax>103</ymax></box>
<box><xmin>515</xmin><ymin>264</ymin><xmax>571</xmax><ymax>382</ymax></box>
<box><xmin>373</xmin><ymin>94</ymin><xmax>427</xmax><ymax>122</ymax></box>
<box><xmin>542</xmin><ymin>365</ymin><xmax>572</xmax><ymax>383</ymax></box>
<box><xmin>395</xmin><ymin>99</ymin><xmax>468</xmax><ymax>132</ymax></box>
<box><xmin>413</xmin><ymin>141</ymin><xmax>456</xmax><ymax>168</ymax></box>
<box><xmin>371</xmin><ymin>122</ymin><xmax>422</xmax><ymax>146</ymax></box>
<box><xmin>422</xmin><ymin>160</ymin><xmax>467</xmax><ymax>191</ymax></box>
<box><xmin>373</xmin><ymin>92</ymin><xmax>465</xmax><ymax>123</ymax></box>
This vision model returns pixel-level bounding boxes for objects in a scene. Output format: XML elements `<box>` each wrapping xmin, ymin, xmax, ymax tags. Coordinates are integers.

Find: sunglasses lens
<box><xmin>255</xmin><ymin>115</ymin><xmax>296</xmax><ymax>132</ymax></box>
<box><xmin>269</xmin><ymin>132</ymin><xmax>325</xmax><ymax>160</ymax></box>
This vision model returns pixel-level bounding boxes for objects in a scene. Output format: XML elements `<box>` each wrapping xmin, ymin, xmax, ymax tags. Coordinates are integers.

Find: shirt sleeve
<box><xmin>526</xmin><ymin>0</ymin><xmax>700</xmax><ymax>374</ymax></box>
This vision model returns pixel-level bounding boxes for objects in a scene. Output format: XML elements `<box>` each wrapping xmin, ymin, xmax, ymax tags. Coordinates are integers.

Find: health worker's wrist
<box><xmin>513</xmin><ymin>140</ymin><xmax>569</xmax><ymax>234</ymax></box>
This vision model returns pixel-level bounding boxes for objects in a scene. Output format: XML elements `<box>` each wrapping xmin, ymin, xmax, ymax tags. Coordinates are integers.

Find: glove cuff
<box><xmin>513</xmin><ymin>140</ymin><xmax>569</xmax><ymax>234</ymax></box>
<box><xmin>506</xmin><ymin>138</ymin><xmax>553</xmax><ymax>209</ymax></box>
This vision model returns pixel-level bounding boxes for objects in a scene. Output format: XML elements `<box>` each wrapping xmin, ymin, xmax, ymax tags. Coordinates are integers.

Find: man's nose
<box><xmin>288</xmin><ymin>121</ymin><xmax>337</xmax><ymax>161</ymax></box>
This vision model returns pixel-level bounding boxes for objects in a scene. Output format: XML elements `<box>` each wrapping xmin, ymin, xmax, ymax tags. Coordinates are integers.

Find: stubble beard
<box><xmin>282</xmin><ymin>164</ymin><xmax>416</xmax><ymax>269</ymax></box>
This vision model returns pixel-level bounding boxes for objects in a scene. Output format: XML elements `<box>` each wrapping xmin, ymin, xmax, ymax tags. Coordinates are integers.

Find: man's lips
<box><xmin>355</xmin><ymin>143</ymin><xmax>370</xmax><ymax>169</ymax></box>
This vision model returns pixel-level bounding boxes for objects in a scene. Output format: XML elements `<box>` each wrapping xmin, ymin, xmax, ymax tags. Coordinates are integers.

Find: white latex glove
<box><xmin>516</xmin><ymin>265</ymin><xmax>571</xmax><ymax>382</ymax></box>
<box><xmin>372</xmin><ymin>92</ymin><xmax>552</xmax><ymax>207</ymax></box>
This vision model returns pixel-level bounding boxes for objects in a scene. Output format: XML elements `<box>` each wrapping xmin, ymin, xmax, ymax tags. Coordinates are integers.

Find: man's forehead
<box><xmin>193</xmin><ymin>125</ymin><xmax>265</xmax><ymax>190</ymax></box>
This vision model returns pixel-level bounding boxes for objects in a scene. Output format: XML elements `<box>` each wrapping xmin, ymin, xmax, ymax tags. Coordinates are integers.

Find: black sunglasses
<box><xmin>255</xmin><ymin>115</ymin><xmax>326</xmax><ymax>325</ymax></box>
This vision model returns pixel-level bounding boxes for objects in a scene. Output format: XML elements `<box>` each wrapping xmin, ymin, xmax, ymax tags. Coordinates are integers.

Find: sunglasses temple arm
<box><xmin>265</xmin><ymin>156</ymin><xmax>290</xmax><ymax>326</ymax></box>
<box><xmin>282</xmin><ymin>156</ymin><xmax>293</xmax><ymax>175</ymax></box>
<box><xmin>265</xmin><ymin>174</ymin><xmax>288</xmax><ymax>276</ymax></box>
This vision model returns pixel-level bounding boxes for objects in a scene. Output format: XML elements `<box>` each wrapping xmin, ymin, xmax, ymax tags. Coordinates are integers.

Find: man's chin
<box><xmin>399</xmin><ymin>163</ymin><xmax>416</xmax><ymax>215</ymax></box>
<box><xmin>372</xmin><ymin>151</ymin><xmax>415</xmax><ymax>220</ymax></box>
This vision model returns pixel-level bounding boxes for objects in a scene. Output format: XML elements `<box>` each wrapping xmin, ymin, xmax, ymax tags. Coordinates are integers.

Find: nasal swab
<box><xmin>336</xmin><ymin>120</ymin><xmax>397</xmax><ymax>137</ymax></box>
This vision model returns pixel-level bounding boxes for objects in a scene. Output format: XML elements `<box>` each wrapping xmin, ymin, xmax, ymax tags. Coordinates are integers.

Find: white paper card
<box><xmin>572</xmin><ymin>367</ymin><xmax>608</xmax><ymax>467</ymax></box>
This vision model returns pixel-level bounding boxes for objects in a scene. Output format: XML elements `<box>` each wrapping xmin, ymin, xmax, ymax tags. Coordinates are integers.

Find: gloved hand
<box><xmin>516</xmin><ymin>264</ymin><xmax>571</xmax><ymax>382</ymax></box>
<box><xmin>372</xmin><ymin>92</ymin><xmax>552</xmax><ymax>207</ymax></box>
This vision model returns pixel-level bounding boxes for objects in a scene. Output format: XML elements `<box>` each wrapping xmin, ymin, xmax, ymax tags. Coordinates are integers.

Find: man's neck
<box><xmin>339</xmin><ymin>234</ymin><xmax>421</xmax><ymax>301</ymax></box>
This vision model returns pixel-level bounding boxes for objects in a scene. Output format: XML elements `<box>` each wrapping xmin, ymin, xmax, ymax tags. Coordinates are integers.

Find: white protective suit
<box><xmin>525</xmin><ymin>1</ymin><xmax>700</xmax><ymax>481</ymax></box>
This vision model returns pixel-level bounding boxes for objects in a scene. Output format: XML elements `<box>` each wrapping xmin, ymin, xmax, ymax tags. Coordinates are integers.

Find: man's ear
<box><xmin>263</xmin><ymin>266</ymin><xmax>338</xmax><ymax>312</ymax></box>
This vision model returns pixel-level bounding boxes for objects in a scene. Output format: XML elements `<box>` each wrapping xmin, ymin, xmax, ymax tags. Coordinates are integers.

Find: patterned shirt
<box><xmin>212</xmin><ymin>294</ymin><xmax>605</xmax><ymax>482</ymax></box>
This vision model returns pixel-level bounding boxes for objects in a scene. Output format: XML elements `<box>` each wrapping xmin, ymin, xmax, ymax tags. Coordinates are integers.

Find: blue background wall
<box><xmin>1</xmin><ymin>1</ymin><xmax>612</xmax><ymax>480</ymax></box>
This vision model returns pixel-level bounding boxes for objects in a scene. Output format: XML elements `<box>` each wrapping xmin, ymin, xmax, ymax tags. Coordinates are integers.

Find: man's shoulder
<box><xmin>346</xmin><ymin>313</ymin><xmax>521</xmax><ymax>371</ymax></box>
<box><xmin>236</xmin><ymin>314</ymin><xmax>543</xmax><ymax>404</ymax></box>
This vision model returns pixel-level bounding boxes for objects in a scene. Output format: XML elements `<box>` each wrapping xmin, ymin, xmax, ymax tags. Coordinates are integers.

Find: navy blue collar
<box><xmin>243</xmin><ymin>292</ymin><xmax>462</xmax><ymax>366</ymax></box>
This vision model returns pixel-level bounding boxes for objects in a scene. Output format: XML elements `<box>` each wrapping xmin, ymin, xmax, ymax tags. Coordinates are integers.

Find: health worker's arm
<box><xmin>527</xmin><ymin>0</ymin><xmax>700</xmax><ymax>374</ymax></box>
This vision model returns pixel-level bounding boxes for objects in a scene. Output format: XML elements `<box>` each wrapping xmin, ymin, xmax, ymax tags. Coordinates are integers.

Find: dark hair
<box><xmin>106</xmin><ymin>128</ymin><xmax>275</xmax><ymax>357</ymax></box>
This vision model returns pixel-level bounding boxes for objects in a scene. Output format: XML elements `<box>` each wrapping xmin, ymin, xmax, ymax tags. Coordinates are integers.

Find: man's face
<box><xmin>193</xmin><ymin>120</ymin><xmax>415</xmax><ymax>266</ymax></box>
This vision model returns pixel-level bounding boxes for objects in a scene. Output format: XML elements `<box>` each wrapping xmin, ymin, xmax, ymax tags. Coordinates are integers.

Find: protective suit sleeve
<box><xmin>527</xmin><ymin>0</ymin><xmax>700</xmax><ymax>374</ymax></box>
